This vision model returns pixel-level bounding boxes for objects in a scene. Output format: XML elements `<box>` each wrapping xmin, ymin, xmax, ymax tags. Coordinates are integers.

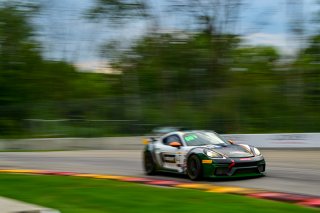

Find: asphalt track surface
<box><xmin>0</xmin><ymin>150</ymin><xmax>319</xmax><ymax>196</ymax></box>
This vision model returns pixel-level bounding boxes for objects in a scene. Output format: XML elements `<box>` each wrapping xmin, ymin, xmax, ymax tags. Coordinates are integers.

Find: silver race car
<box><xmin>143</xmin><ymin>130</ymin><xmax>266</xmax><ymax>180</ymax></box>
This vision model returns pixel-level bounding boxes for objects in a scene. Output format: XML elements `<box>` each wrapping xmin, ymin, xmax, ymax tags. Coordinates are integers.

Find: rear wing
<box><xmin>142</xmin><ymin>136</ymin><xmax>159</xmax><ymax>145</ymax></box>
<box><xmin>143</xmin><ymin>126</ymin><xmax>189</xmax><ymax>145</ymax></box>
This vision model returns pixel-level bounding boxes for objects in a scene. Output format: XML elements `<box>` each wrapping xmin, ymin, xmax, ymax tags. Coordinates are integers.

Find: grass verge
<box><xmin>0</xmin><ymin>173</ymin><xmax>318</xmax><ymax>213</ymax></box>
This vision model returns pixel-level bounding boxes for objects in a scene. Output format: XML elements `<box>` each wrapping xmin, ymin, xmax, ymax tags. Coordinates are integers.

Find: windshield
<box><xmin>183</xmin><ymin>132</ymin><xmax>229</xmax><ymax>146</ymax></box>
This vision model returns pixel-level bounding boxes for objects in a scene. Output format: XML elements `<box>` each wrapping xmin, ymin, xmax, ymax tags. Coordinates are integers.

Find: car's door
<box><xmin>154</xmin><ymin>134</ymin><xmax>184</xmax><ymax>172</ymax></box>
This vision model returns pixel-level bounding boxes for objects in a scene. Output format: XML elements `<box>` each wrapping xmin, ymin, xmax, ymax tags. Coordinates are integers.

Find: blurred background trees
<box><xmin>0</xmin><ymin>0</ymin><xmax>319</xmax><ymax>137</ymax></box>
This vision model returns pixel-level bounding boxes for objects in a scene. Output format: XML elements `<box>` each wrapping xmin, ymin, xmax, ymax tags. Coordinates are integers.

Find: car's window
<box><xmin>183</xmin><ymin>132</ymin><xmax>229</xmax><ymax>146</ymax></box>
<box><xmin>163</xmin><ymin>135</ymin><xmax>182</xmax><ymax>146</ymax></box>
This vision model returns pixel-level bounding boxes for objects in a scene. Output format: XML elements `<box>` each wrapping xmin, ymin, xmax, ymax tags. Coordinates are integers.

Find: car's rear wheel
<box><xmin>187</xmin><ymin>155</ymin><xmax>203</xmax><ymax>180</ymax></box>
<box><xmin>144</xmin><ymin>152</ymin><xmax>157</xmax><ymax>175</ymax></box>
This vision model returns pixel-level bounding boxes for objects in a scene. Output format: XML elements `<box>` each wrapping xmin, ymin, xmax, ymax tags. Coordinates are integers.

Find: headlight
<box><xmin>253</xmin><ymin>147</ymin><xmax>261</xmax><ymax>156</ymax></box>
<box><xmin>204</xmin><ymin>149</ymin><xmax>222</xmax><ymax>158</ymax></box>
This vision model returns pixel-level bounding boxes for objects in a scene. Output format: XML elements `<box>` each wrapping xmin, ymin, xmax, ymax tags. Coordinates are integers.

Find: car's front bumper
<box><xmin>202</xmin><ymin>155</ymin><xmax>266</xmax><ymax>178</ymax></box>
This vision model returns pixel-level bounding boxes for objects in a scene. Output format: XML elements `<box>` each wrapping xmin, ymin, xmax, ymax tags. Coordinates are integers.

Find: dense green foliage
<box><xmin>0</xmin><ymin>2</ymin><xmax>319</xmax><ymax>137</ymax></box>
<box><xmin>0</xmin><ymin>4</ymin><xmax>122</xmax><ymax>137</ymax></box>
<box><xmin>111</xmin><ymin>32</ymin><xmax>320</xmax><ymax>133</ymax></box>
<box><xmin>0</xmin><ymin>174</ymin><xmax>317</xmax><ymax>213</ymax></box>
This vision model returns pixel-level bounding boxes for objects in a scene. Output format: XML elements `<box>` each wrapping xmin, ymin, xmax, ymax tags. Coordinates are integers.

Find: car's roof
<box><xmin>163</xmin><ymin>130</ymin><xmax>215</xmax><ymax>137</ymax></box>
<box><xmin>179</xmin><ymin>130</ymin><xmax>214</xmax><ymax>133</ymax></box>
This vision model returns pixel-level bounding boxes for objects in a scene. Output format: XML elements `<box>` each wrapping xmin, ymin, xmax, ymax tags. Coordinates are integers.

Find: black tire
<box><xmin>144</xmin><ymin>152</ymin><xmax>157</xmax><ymax>175</ymax></box>
<box><xmin>187</xmin><ymin>155</ymin><xmax>203</xmax><ymax>180</ymax></box>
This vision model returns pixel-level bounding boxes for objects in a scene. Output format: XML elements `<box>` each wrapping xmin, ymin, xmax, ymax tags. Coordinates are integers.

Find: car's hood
<box><xmin>205</xmin><ymin>144</ymin><xmax>254</xmax><ymax>158</ymax></box>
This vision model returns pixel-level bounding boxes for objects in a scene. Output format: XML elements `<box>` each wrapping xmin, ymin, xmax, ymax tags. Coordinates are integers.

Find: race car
<box><xmin>143</xmin><ymin>130</ymin><xmax>266</xmax><ymax>180</ymax></box>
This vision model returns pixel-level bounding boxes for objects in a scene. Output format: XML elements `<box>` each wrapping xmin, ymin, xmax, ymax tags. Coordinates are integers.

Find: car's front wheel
<box><xmin>143</xmin><ymin>151</ymin><xmax>157</xmax><ymax>175</ymax></box>
<box><xmin>187</xmin><ymin>155</ymin><xmax>203</xmax><ymax>180</ymax></box>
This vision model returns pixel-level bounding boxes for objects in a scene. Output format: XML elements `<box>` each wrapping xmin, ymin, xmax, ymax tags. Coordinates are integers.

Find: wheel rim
<box><xmin>144</xmin><ymin>154</ymin><xmax>153</xmax><ymax>172</ymax></box>
<box><xmin>188</xmin><ymin>157</ymin><xmax>199</xmax><ymax>178</ymax></box>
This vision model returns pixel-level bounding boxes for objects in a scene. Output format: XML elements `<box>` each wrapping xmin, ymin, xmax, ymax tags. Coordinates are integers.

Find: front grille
<box><xmin>234</xmin><ymin>168</ymin><xmax>259</xmax><ymax>175</ymax></box>
<box><xmin>258</xmin><ymin>164</ymin><xmax>265</xmax><ymax>172</ymax></box>
<box><xmin>234</xmin><ymin>162</ymin><xmax>259</xmax><ymax>167</ymax></box>
<box><xmin>214</xmin><ymin>167</ymin><xmax>229</xmax><ymax>176</ymax></box>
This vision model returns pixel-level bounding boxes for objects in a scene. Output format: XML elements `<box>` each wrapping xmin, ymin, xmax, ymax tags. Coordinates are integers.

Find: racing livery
<box><xmin>143</xmin><ymin>130</ymin><xmax>266</xmax><ymax>180</ymax></box>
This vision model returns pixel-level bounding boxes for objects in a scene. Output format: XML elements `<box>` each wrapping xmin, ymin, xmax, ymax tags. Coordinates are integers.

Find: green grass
<box><xmin>0</xmin><ymin>174</ymin><xmax>317</xmax><ymax>213</ymax></box>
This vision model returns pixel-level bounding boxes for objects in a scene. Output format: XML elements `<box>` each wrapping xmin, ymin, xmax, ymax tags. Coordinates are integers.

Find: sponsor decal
<box><xmin>240</xmin><ymin>158</ymin><xmax>252</xmax><ymax>161</ymax></box>
<box><xmin>269</xmin><ymin>134</ymin><xmax>307</xmax><ymax>145</ymax></box>
<box><xmin>271</xmin><ymin>141</ymin><xmax>306</xmax><ymax>144</ymax></box>
<box><xmin>161</xmin><ymin>154</ymin><xmax>176</xmax><ymax>163</ymax></box>
<box><xmin>230</xmin><ymin>151</ymin><xmax>245</xmax><ymax>155</ymax></box>
<box><xmin>184</xmin><ymin>134</ymin><xmax>198</xmax><ymax>142</ymax></box>
<box><xmin>176</xmin><ymin>152</ymin><xmax>186</xmax><ymax>154</ymax></box>
<box><xmin>270</xmin><ymin>134</ymin><xmax>306</xmax><ymax>141</ymax></box>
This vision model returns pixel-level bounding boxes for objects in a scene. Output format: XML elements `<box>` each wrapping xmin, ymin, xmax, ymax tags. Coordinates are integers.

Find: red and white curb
<box><xmin>0</xmin><ymin>169</ymin><xmax>319</xmax><ymax>208</ymax></box>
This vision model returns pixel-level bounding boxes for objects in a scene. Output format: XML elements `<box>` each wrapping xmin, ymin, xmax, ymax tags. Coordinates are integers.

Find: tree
<box><xmin>294</xmin><ymin>35</ymin><xmax>320</xmax><ymax>109</ymax></box>
<box><xmin>0</xmin><ymin>2</ymin><xmax>41</xmax><ymax>71</ymax></box>
<box><xmin>170</xmin><ymin>0</ymin><xmax>243</xmax><ymax>35</ymax></box>
<box><xmin>86</xmin><ymin>0</ymin><xmax>149</xmax><ymax>25</ymax></box>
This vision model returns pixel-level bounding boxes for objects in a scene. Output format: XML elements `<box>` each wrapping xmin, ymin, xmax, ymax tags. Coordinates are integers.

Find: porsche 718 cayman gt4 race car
<box><xmin>143</xmin><ymin>130</ymin><xmax>266</xmax><ymax>180</ymax></box>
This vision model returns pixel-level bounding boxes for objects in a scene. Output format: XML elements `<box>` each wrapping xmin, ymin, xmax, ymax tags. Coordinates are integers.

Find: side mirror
<box><xmin>169</xmin><ymin>141</ymin><xmax>182</xmax><ymax>148</ymax></box>
<box><xmin>228</xmin><ymin>140</ymin><xmax>235</xmax><ymax>144</ymax></box>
